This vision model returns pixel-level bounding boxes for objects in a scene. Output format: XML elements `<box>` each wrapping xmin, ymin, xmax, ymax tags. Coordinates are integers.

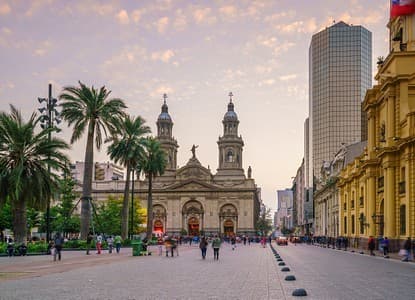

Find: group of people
<box><xmin>86</xmin><ymin>233</ymin><xmax>123</xmax><ymax>255</ymax></box>
<box><xmin>5</xmin><ymin>237</ymin><xmax>27</xmax><ymax>257</ymax></box>
<box><xmin>199</xmin><ymin>236</ymin><xmax>222</xmax><ymax>260</ymax></box>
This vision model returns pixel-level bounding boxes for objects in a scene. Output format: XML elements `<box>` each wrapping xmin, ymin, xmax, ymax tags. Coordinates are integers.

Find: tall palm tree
<box><xmin>59</xmin><ymin>81</ymin><xmax>126</xmax><ymax>239</ymax></box>
<box><xmin>107</xmin><ymin>115</ymin><xmax>151</xmax><ymax>239</ymax></box>
<box><xmin>0</xmin><ymin>105</ymin><xmax>69</xmax><ymax>244</ymax></box>
<box><xmin>137</xmin><ymin>137</ymin><xmax>167</xmax><ymax>239</ymax></box>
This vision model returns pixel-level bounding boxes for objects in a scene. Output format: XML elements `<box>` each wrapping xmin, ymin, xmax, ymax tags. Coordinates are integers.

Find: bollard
<box><xmin>285</xmin><ymin>275</ymin><xmax>296</xmax><ymax>281</ymax></box>
<box><xmin>292</xmin><ymin>289</ymin><xmax>307</xmax><ymax>297</ymax></box>
<box><xmin>278</xmin><ymin>262</ymin><xmax>285</xmax><ymax>266</ymax></box>
<box><xmin>281</xmin><ymin>267</ymin><xmax>290</xmax><ymax>272</ymax></box>
<box><xmin>277</xmin><ymin>258</ymin><xmax>283</xmax><ymax>261</ymax></box>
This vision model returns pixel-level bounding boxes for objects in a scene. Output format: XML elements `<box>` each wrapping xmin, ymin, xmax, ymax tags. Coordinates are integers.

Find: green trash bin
<box><xmin>132</xmin><ymin>241</ymin><xmax>143</xmax><ymax>256</ymax></box>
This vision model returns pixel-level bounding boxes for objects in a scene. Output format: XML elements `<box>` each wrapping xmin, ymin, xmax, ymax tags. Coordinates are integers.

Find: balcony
<box><xmin>399</xmin><ymin>181</ymin><xmax>406</xmax><ymax>194</ymax></box>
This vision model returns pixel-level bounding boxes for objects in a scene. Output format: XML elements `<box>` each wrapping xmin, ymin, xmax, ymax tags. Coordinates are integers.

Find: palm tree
<box><xmin>59</xmin><ymin>82</ymin><xmax>126</xmax><ymax>239</ymax></box>
<box><xmin>107</xmin><ymin>115</ymin><xmax>151</xmax><ymax>239</ymax></box>
<box><xmin>0</xmin><ymin>105</ymin><xmax>69</xmax><ymax>244</ymax></box>
<box><xmin>137</xmin><ymin>137</ymin><xmax>167</xmax><ymax>239</ymax></box>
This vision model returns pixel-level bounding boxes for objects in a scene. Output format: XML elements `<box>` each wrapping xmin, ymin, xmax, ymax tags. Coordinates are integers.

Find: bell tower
<box><xmin>156</xmin><ymin>94</ymin><xmax>179</xmax><ymax>172</ymax></box>
<box><xmin>216</xmin><ymin>92</ymin><xmax>245</xmax><ymax>178</ymax></box>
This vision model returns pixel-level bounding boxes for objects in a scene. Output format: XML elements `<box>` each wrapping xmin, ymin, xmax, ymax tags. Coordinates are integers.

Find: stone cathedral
<box><xmin>90</xmin><ymin>94</ymin><xmax>260</xmax><ymax>236</ymax></box>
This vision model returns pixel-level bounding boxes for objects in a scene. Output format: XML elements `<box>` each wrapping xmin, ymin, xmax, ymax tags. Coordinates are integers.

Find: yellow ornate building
<box><xmin>338</xmin><ymin>15</ymin><xmax>415</xmax><ymax>251</ymax></box>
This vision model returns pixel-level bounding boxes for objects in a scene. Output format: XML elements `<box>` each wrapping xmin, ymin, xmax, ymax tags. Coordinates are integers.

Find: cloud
<box><xmin>219</xmin><ymin>5</ymin><xmax>237</xmax><ymax>18</ymax></box>
<box><xmin>151</xmin><ymin>49</ymin><xmax>175</xmax><ymax>63</ymax></box>
<box><xmin>155</xmin><ymin>17</ymin><xmax>169</xmax><ymax>33</ymax></box>
<box><xmin>150</xmin><ymin>85</ymin><xmax>174</xmax><ymax>98</ymax></box>
<box><xmin>279</xmin><ymin>74</ymin><xmax>298</xmax><ymax>81</ymax></box>
<box><xmin>116</xmin><ymin>9</ymin><xmax>130</xmax><ymax>25</ymax></box>
<box><xmin>258</xmin><ymin>36</ymin><xmax>278</xmax><ymax>48</ymax></box>
<box><xmin>258</xmin><ymin>79</ymin><xmax>276</xmax><ymax>87</ymax></box>
<box><xmin>131</xmin><ymin>9</ymin><xmax>143</xmax><ymax>23</ymax></box>
<box><xmin>1</xmin><ymin>27</ymin><xmax>11</xmax><ymax>34</ymax></box>
<box><xmin>0</xmin><ymin>2</ymin><xmax>11</xmax><ymax>15</ymax></box>
<box><xmin>33</xmin><ymin>40</ymin><xmax>52</xmax><ymax>56</ymax></box>
<box><xmin>174</xmin><ymin>9</ymin><xmax>187</xmax><ymax>30</ymax></box>
<box><xmin>193</xmin><ymin>7</ymin><xmax>216</xmax><ymax>24</ymax></box>
<box><xmin>25</xmin><ymin>0</ymin><xmax>54</xmax><ymax>17</ymax></box>
<box><xmin>273</xmin><ymin>42</ymin><xmax>295</xmax><ymax>56</ymax></box>
<box><xmin>276</xmin><ymin>18</ymin><xmax>317</xmax><ymax>34</ymax></box>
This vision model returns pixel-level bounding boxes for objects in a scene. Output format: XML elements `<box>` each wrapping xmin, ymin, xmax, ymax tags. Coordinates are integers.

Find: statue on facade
<box><xmin>247</xmin><ymin>166</ymin><xmax>252</xmax><ymax>179</ymax></box>
<box><xmin>191</xmin><ymin>144</ymin><xmax>199</xmax><ymax>158</ymax></box>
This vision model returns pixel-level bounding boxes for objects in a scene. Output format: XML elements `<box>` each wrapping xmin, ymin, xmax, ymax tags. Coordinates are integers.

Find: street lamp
<box><xmin>38</xmin><ymin>83</ymin><xmax>61</xmax><ymax>243</ymax></box>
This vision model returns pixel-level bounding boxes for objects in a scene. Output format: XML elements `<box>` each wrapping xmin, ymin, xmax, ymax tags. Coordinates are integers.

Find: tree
<box><xmin>59</xmin><ymin>82</ymin><xmax>126</xmax><ymax>239</ymax></box>
<box><xmin>0</xmin><ymin>198</ymin><xmax>12</xmax><ymax>242</ymax></box>
<box><xmin>95</xmin><ymin>196</ymin><xmax>122</xmax><ymax>236</ymax></box>
<box><xmin>137</xmin><ymin>138</ymin><xmax>167</xmax><ymax>239</ymax></box>
<box><xmin>107</xmin><ymin>115</ymin><xmax>150</xmax><ymax>239</ymax></box>
<box><xmin>55</xmin><ymin>175</ymin><xmax>80</xmax><ymax>236</ymax></box>
<box><xmin>0</xmin><ymin>105</ymin><xmax>69</xmax><ymax>243</ymax></box>
<box><xmin>256</xmin><ymin>208</ymin><xmax>273</xmax><ymax>236</ymax></box>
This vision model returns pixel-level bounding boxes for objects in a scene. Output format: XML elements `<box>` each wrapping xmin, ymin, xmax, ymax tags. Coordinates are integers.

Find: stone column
<box><xmin>386</xmin><ymin>96</ymin><xmax>395</xmax><ymax>145</ymax></box>
<box><xmin>367</xmin><ymin>174</ymin><xmax>376</xmax><ymax>236</ymax></box>
<box><xmin>384</xmin><ymin>166</ymin><xmax>396</xmax><ymax>238</ymax></box>
<box><xmin>368</xmin><ymin>109</ymin><xmax>376</xmax><ymax>159</ymax></box>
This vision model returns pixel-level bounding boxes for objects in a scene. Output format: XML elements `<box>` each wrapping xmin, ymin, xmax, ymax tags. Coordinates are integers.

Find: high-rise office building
<box><xmin>309</xmin><ymin>21</ymin><xmax>372</xmax><ymax>182</ymax></box>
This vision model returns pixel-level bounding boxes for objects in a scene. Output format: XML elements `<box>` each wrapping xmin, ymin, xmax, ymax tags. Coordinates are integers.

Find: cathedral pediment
<box><xmin>167</xmin><ymin>179</ymin><xmax>219</xmax><ymax>191</ymax></box>
<box><xmin>176</xmin><ymin>157</ymin><xmax>212</xmax><ymax>181</ymax></box>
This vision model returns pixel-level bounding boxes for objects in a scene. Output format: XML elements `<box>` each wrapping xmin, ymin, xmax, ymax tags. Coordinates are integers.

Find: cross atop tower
<box><xmin>228</xmin><ymin>92</ymin><xmax>233</xmax><ymax>103</ymax></box>
<box><xmin>163</xmin><ymin>93</ymin><xmax>168</xmax><ymax>104</ymax></box>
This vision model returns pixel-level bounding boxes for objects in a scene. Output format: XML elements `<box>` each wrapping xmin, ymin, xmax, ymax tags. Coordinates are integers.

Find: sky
<box><xmin>0</xmin><ymin>0</ymin><xmax>391</xmax><ymax>211</ymax></box>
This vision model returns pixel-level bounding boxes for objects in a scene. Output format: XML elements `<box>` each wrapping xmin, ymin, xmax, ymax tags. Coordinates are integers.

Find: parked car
<box><xmin>276</xmin><ymin>236</ymin><xmax>288</xmax><ymax>246</ymax></box>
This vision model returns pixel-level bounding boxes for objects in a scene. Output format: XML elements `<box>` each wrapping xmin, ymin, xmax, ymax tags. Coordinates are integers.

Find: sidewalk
<box><xmin>306</xmin><ymin>242</ymin><xmax>414</xmax><ymax>263</ymax></box>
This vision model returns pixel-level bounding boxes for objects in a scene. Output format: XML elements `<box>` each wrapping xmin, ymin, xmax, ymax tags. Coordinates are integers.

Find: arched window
<box><xmin>344</xmin><ymin>216</ymin><xmax>347</xmax><ymax>234</ymax></box>
<box><xmin>359</xmin><ymin>213</ymin><xmax>364</xmax><ymax>234</ymax></box>
<box><xmin>226</xmin><ymin>150</ymin><xmax>234</xmax><ymax>162</ymax></box>
<box><xmin>400</xmin><ymin>205</ymin><xmax>406</xmax><ymax>235</ymax></box>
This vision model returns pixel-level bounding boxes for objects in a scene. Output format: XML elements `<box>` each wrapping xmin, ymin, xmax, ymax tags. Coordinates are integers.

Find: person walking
<box><xmin>212</xmin><ymin>235</ymin><xmax>221</xmax><ymax>261</ymax></box>
<box><xmin>382</xmin><ymin>237</ymin><xmax>389</xmax><ymax>258</ymax></box>
<box><xmin>231</xmin><ymin>236</ymin><xmax>236</xmax><ymax>251</ymax></box>
<box><xmin>6</xmin><ymin>238</ymin><xmax>14</xmax><ymax>257</ymax></box>
<box><xmin>199</xmin><ymin>237</ymin><xmax>208</xmax><ymax>259</ymax></box>
<box><xmin>402</xmin><ymin>237</ymin><xmax>412</xmax><ymax>262</ymax></box>
<box><xmin>53</xmin><ymin>233</ymin><xmax>64</xmax><ymax>261</ymax></box>
<box><xmin>86</xmin><ymin>232</ymin><xmax>93</xmax><ymax>255</ymax></box>
<box><xmin>368</xmin><ymin>236</ymin><xmax>375</xmax><ymax>256</ymax></box>
<box><xmin>165</xmin><ymin>237</ymin><xmax>172</xmax><ymax>257</ymax></box>
<box><xmin>157</xmin><ymin>237</ymin><xmax>163</xmax><ymax>256</ymax></box>
<box><xmin>96</xmin><ymin>233</ymin><xmax>103</xmax><ymax>254</ymax></box>
<box><xmin>114</xmin><ymin>235</ymin><xmax>122</xmax><ymax>254</ymax></box>
<box><xmin>107</xmin><ymin>236</ymin><xmax>114</xmax><ymax>254</ymax></box>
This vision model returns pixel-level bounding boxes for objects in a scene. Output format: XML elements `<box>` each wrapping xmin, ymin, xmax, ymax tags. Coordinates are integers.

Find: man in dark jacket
<box><xmin>402</xmin><ymin>237</ymin><xmax>411</xmax><ymax>262</ymax></box>
<box><xmin>53</xmin><ymin>233</ymin><xmax>64</xmax><ymax>261</ymax></box>
<box><xmin>368</xmin><ymin>236</ymin><xmax>375</xmax><ymax>256</ymax></box>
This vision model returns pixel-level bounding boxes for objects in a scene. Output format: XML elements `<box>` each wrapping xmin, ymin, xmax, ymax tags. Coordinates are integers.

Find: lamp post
<box><xmin>38</xmin><ymin>83</ymin><xmax>61</xmax><ymax>243</ymax></box>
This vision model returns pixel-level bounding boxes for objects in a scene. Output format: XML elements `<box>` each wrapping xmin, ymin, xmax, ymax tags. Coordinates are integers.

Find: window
<box><xmin>359</xmin><ymin>213</ymin><xmax>364</xmax><ymax>234</ymax></box>
<box><xmin>344</xmin><ymin>216</ymin><xmax>347</xmax><ymax>234</ymax></box>
<box><xmin>351</xmin><ymin>215</ymin><xmax>355</xmax><ymax>234</ymax></box>
<box><xmin>226</xmin><ymin>150</ymin><xmax>234</xmax><ymax>162</ymax></box>
<box><xmin>400</xmin><ymin>205</ymin><xmax>406</xmax><ymax>235</ymax></box>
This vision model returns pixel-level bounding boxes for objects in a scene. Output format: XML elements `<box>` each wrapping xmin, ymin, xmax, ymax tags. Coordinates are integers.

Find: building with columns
<box><xmin>86</xmin><ymin>94</ymin><xmax>261</xmax><ymax>236</ymax></box>
<box><xmin>338</xmin><ymin>14</ymin><xmax>415</xmax><ymax>251</ymax></box>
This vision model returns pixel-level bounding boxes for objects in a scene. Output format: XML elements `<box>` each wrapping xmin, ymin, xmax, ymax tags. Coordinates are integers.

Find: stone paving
<box><xmin>0</xmin><ymin>242</ymin><xmax>414</xmax><ymax>299</ymax></box>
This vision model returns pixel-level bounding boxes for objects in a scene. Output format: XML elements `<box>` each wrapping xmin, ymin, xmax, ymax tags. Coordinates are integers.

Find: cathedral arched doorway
<box><xmin>153</xmin><ymin>204</ymin><xmax>167</xmax><ymax>235</ymax></box>
<box><xmin>188</xmin><ymin>217</ymin><xmax>200</xmax><ymax>236</ymax></box>
<box><xmin>224</xmin><ymin>219</ymin><xmax>234</xmax><ymax>236</ymax></box>
<box><xmin>219</xmin><ymin>204</ymin><xmax>238</xmax><ymax>236</ymax></box>
<box><xmin>182</xmin><ymin>200</ymin><xmax>204</xmax><ymax>236</ymax></box>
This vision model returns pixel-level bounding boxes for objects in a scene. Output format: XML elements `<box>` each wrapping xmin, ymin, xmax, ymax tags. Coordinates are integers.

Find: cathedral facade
<box><xmin>89</xmin><ymin>94</ymin><xmax>261</xmax><ymax>236</ymax></box>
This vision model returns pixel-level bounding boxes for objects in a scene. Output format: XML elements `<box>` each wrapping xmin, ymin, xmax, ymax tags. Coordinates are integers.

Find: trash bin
<box><xmin>132</xmin><ymin>240</ymin><xmax>143</xmax><ymax>256</ymax></box>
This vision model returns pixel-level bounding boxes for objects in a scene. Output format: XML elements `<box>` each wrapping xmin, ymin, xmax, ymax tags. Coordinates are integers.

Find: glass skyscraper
<box><xmin>309</xmin><ymin>21</ymin><xmax>372</xmax><ymax>183</ymax></box>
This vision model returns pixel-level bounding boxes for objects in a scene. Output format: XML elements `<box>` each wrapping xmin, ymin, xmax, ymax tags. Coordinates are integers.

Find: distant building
<box><xmin>292</xmin><ymin>159</ymin><xmax>306</xmax><ymax>233</ymax></box>
<box><xmin>276</xmin><ymin>189</ymin><xmax>294</xmax><ymax>230</ymax></box>
<box><xmin>70</xmin><ymin>161</ymin><xmax>124</xmax><ymax>183</ymax></box>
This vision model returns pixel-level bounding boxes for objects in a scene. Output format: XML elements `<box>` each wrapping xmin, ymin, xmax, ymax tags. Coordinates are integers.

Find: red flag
<box><xmin>390</xmin><ymin>0</ymin><xmax>415</xmax><ymax>18</ymax></box>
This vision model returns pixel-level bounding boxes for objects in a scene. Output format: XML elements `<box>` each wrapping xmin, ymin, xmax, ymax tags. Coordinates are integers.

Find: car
<box><xmin>276</xmin><ymin>236</ymin><xmax>288</xmax><ymax>246</ymax></box>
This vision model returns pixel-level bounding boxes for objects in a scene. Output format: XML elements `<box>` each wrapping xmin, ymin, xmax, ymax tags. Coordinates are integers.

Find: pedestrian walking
<box><xmin>212</xmin><ymin>235</ymin><xmax>221</xmax><ymax>260</ymax></box>
<box><xmin>157</xmin><ymin>237</ymin><xmax>163</xmax><ymax>256</ymax></box>
<box><xmin>368</xmin><ymin>236</ymin><xmax>375</xmax><ymax>256</ymax></box>
<box><xmin>402</xmin><ymin>237</ymin><xmax>412</xmax><ymax>262</ymax></box>
<box><xmin>53</xmin><ymin>233</ymin><xmax>64</xmax><ymax>261</ymax></box>
<box><xmin>199</xmin><ymin>237</ymin><xmax>208</xmax><ymax>259</ymax></box>
<box><xmin>6</xmin><ymin>238</ymin><xmax>14</xmax><ymax>257</ymax></box>
<box><xmin>86</xmin><ymin>232</ymin><xmax>93</xmax><ymax>255</ymax></box>
<box><xmin>96</xmin><ymin>233</ymin><xmax>103</xmax><ymax>254</ymax></box>
<box><xmin>172</xmin><ymin>237</ymin><xmax>179</xmax><ymax>256</ymax></box>
<box><xmin>231</xmin><ymin>236</ymin><xmax>236</xmax><ymax>250</ymax></box>
<box><xmin>382</xmin><ymin>237</ymin><xmax>389</xmax><ymax>258</ymax></box>
<box><xmin>107</xmin><ymin>236</ymin><xmax>114</xmax><ymax>254</ymax></box>
<box><xmin>114</xmin><ymin>235</ymin><xmax>122</xmax><ymax>254</ymax></box>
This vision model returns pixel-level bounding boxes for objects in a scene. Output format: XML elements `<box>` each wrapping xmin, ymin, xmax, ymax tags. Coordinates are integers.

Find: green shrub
<box><xmin>27</xmin><ymin>242</ymin><xmax>48</xmax><ymax>253</ymax></box>
<box><xmin>0</xmin><ymin>242</ymin><xmax>6</xmax><ymax>254</ymax></box>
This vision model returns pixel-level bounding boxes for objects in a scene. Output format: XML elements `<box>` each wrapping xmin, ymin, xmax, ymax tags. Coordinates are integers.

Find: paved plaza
<box><xmin>0</xmin><ymin>242</ymin><xmax>414</xmax><ymax>300</ymax></box>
